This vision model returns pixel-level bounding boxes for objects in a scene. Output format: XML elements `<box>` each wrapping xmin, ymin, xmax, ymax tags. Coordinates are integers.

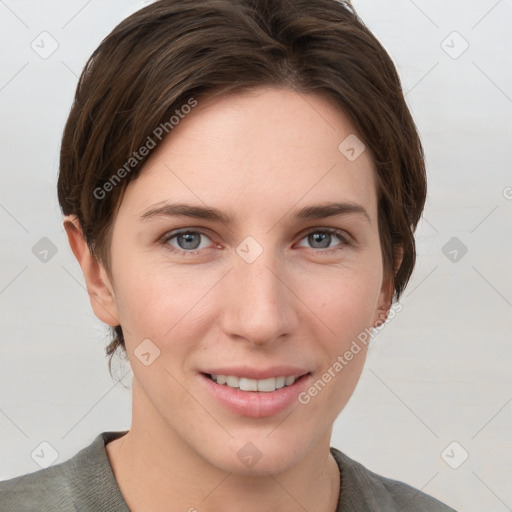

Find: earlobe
<box><xmin>63</xmin><ymin>214</ymin><xmax>120</xmax><ymax>327</ymax></box>
<box><xmin>373</xmin><ymin>279</ymin><xmax>394</xmax><ymax>328</ymax></box>
<box><xmin>373</xmin><ymin>245</ymin><xmax>404</xmax><ymax>328</ymax></box>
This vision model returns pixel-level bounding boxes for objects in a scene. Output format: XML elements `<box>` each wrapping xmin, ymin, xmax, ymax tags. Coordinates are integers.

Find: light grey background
<box><xmin>1</xmin><ymin>1</ymin><xmax>511</xmax><ymax>510</ymax></box>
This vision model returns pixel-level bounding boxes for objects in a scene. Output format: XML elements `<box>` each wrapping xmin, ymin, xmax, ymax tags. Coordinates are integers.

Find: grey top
<box><xmin>0</xmin><ymin>430</ymin><xmax>457</xmax><ymax>511</ymax></box>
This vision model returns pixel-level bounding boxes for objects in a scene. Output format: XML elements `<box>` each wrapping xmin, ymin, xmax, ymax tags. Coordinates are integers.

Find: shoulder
<box><xmin>330</xmin><ymin>447</ymin><xmax>458</xmax><ymax>512</ymax></box>
<box><xmin>0</xmin><ymin>431</ymin><xmax>129</xmax><ymax>512</ymax></box>
<box><xmin>0</xmin><ymin>463</ymin><xmax>72</xmax><ymax>511</ymax></box>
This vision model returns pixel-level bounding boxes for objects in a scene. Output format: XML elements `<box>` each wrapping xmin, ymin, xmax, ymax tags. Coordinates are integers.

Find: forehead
<box><xmin>120</xmin><ymin>87</ymin><xmax>378</xmax><ymax>225</ymax></box>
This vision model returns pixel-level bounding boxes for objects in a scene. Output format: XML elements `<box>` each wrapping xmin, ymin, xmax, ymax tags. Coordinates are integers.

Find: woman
<box><xmin>0</xmin><ymin>0</ymin><xmax>457</xmax><ymax>510</ymax></box>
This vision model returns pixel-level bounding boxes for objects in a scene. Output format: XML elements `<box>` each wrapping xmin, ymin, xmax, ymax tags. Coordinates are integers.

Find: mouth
<box><xmin>198</xmin><ymin>371</ymin><xmax>313</xmax><ymax>418</ymax></box>
<box><xmin>201</xmin><ymin>372</ymin><xmax>311</xmax><ymax>392</ymax></box>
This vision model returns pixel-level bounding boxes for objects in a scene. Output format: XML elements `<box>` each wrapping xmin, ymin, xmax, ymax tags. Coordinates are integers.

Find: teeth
<box><xmin>215</xmin><ymin>374</ymin><xmax>226</xmax><ymax>385</ymax></box>
<box><xmin>275</xmin><ymin>376</ymin><xmax>286</xmax><ymax>389</ymax></box>
<box><xmin>285</xmin><ymin>375</ymin><xmax>295</xmax><ymax>386</ymax></box>
<box><xmin>209</xmin><ymin>374</ymin><xmax>301</xmax><ymax>392</ymax></box>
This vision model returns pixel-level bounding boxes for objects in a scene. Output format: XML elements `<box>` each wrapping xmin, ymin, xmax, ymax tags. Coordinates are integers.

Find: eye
<box><xmin>161</xmin><ymin>229</ymin><xmax>214</xmax><ymax>256</ymax></box>
<box><xmin>296</xmin><ymin>228</ymin><xmax>350</xmax><ymax>254</ymax></box>
<box><xmin>159</xmin><ymin>227</ymin><xmax>351</xmax><ymax>257</ymax></box>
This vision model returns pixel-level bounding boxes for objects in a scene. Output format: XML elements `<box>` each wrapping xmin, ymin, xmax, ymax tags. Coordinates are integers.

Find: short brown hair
<box><xmin>57</xmin><ymin>0</ymin><xmax>426</xmax><ymax>376</ymax></box>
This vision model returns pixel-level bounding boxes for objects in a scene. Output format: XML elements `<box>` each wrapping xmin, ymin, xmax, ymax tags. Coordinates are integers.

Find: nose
<box><xmin>220</xmin><ymin>241</ymin><xmax>296</xmax><ymax>347</ymax></box>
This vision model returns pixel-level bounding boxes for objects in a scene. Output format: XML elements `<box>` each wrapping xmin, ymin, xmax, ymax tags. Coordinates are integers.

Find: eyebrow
<box><xmin>139</xmin><ymin>201</ymin><xmax>371</xmax><ymax>225</ymax></box>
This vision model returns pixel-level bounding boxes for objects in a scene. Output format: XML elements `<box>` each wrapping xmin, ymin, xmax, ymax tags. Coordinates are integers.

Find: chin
<box><xmin>202</xmin><ymin>433</ymin><xmax>313</xmax><ymax>476</ymax></box>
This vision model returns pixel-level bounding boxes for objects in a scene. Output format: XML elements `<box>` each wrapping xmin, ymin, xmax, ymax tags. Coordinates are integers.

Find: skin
<box><xmin>64</xmin><ymin>86</ymin><xmax>402</xmax><ymax>512</ymax></box>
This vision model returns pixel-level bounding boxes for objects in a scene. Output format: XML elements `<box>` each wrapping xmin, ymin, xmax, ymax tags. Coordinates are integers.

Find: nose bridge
<box><xmin>223</xmin><ymin>235</ymin><xmax>293</xmax><ymax>344</ymax></box>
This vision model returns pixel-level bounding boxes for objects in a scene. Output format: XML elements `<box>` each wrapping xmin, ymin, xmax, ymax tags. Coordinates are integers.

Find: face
<box><xmin>90</xmin><ymin>87</ymin><xmax>393</xmax><ymax>475</ymax></box>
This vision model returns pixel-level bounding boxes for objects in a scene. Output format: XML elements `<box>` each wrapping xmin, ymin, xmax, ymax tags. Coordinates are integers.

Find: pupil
<box><xmin>179</xmin><ymin>232</ymin><xmax>200</xmax><ymax>250</ymax></box>
<box><xmin>310</xmin><ymin>232</ymin><xmax>330</xmax><ymax>248</ymax></box>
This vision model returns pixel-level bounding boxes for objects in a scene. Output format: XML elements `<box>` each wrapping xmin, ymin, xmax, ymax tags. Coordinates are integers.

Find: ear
<box><xmin>63</xmin><ymin>214</ymin><xmax>120</xmax><ymax>327</ymax></box>
<box><xmin>372</xmin><ymin>245</ymin><xmax>404</xmax><ymax>328</ymax></box>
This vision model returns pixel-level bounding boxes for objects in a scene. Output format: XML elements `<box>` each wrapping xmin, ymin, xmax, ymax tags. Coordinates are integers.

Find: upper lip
<box><xmin>200</xmin><ymin>365</ymin><xmax>311</xmax><ymax>380</ymax></box>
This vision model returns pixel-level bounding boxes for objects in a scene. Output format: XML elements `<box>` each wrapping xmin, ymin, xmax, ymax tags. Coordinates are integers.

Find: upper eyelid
<box><xmin>161</xmin><ymin>227</ymin><xmax>215</xmax><ymax>243</ymax></box>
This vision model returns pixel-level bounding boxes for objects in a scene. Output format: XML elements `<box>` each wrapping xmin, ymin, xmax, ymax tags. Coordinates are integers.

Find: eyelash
<box><xmin>159</xmin><ymin>228</ymin><xmax>351</xmax><ymax>257</ymax></box>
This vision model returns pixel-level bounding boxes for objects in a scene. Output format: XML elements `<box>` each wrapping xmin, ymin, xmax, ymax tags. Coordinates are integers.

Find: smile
<box><xmin>199</xmin><ymin>372</ymin><xmax>312</xmax><ymax>418</ymax></box>
<box><xmin>207</xmin><ymin>373</ymin><xmax>308</xmax><ymax>392</ymax></box>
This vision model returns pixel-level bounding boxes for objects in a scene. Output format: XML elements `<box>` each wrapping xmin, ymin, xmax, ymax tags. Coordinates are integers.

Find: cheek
<box><xmin>296</xmin><ymin>275</ymin><xmax>374</xmax><ymax>419</ymax></box>
<box><xmin>295</xmin><ymin>261</ymin><xmax>382</xmax><ymax>334</ymax></box>
<box><xmin>114</xmin><ymin>263</ymin><xmax>217</xmax><ymax>349</ymax></box>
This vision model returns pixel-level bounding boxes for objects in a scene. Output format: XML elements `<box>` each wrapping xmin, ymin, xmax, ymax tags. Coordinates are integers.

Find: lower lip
<box><xmin>199</xmin><ymin>372</ymin><xmax>312</xmax><ymax>418</ymax></box>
